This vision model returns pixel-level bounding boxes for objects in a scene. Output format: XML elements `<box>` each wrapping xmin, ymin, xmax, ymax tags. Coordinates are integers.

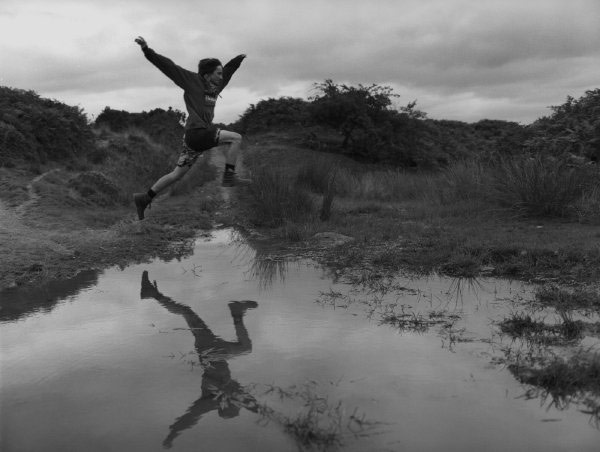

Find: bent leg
<box><xmin>218</xmin><ymin>130</ymin><xmax>242</xmax><ymax>166</ymax></box>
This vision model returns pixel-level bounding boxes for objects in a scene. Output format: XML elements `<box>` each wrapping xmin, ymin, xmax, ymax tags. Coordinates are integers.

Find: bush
<box><xmin>95</xmin><ymin>106</ymin><xmax>185</xmax><ymax>150</ymax></box>
<box><xmin>525</xmin><ymin>89</ymin><xmax>600</xmax><ymax>161</ymax></box>
<box><xmin>233</xmin><ymin>97</ymin><xmax>310</xmax><ymax>134</ymax></box>
<box><xmin>0</xmin><ymin>86</ymin><xmax>94</xmax><ymax>166</ymax></box>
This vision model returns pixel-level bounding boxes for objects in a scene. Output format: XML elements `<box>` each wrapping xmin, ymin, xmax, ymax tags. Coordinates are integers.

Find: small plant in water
<box><xmin>498</xmin><ymin>311</ymin><xmax>585</xmax><ymax>346</ymax></box>
<box><xmin>252</xmin><ymin>381</ymin><xmax>382</xmax><ymax>450</ymax></box>
<box><xmin>535</xmin><ymin>285</ymin><xmax>600</xmax><ymax>313</ymax></box>
<box><xmin>508</xmin><ymin>351</ymin><xmax>600</xmax><ymax>428</ymax></box>
<box><xmin>379</xmin><ymin>304</ymin><xmax>454</xmax><ymax>333</ymax></box>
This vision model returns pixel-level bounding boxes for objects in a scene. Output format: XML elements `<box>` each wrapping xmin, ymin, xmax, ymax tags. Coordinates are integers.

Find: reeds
<box><xmin>276</xmin><ymin>151</ymin><xmax>600</xmax><ymax>222</ymax></box>
<box><xmin>244</xmin><ymin>166</ymin><xmax>316</xmax><ymax>227</ymax></box>
<box><xmin>492</xmin><ymin>156</ymin><xmax>597</xmax><ymax>218</ymax></box>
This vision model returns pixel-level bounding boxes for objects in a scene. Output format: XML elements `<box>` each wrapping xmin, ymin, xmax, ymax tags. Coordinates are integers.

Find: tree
<box><xmin>525</xmin><ymin>89</ymin><xmax>600</xmax><ymax>161</ymax></box>
<box><xmin>233</xmin><ymin>97</ymin><xmax>310</xmax><ymax>133</ymax></box>
<box><xmin>309</xmin><ymin>80</ymin><xmax>399</xmax><ymax>149</ymax></box>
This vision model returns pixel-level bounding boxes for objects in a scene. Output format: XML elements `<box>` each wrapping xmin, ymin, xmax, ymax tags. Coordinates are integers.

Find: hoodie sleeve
<box><xmin>221</xmin><ymin>55</ymin><xmax>246</xmax><ymax>91</ymax></box>
<box><xmin>142</xmin><ymin>47</ymin><xmax>196</xmax><ymax>90</ymax></box>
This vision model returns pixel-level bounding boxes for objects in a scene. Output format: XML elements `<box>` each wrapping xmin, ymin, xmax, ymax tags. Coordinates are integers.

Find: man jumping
<box><xmin>132</xmin><ymin>36</ymin><xmax>247</xmax><ymax>220</ymax></box>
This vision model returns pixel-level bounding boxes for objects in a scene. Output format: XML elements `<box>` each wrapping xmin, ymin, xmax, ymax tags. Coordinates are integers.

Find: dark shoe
<box><xmin>222</xmin><ymin>171</ymin><xmax>252</xmax><ymax>187</ymax></box>
<box><xmin>228</xmin><ymin>300</ymin><xmax>259</xmax><ymax>317</ymax></box>
<box><xmin>133</xmin><ymin>193</ymin><xmax>152</xmax><ymax>220</ymax></box>
<box><xmin>140</xmin><ymin>270</ymin><xmax>160</xmax><ymax>299</ymax></box>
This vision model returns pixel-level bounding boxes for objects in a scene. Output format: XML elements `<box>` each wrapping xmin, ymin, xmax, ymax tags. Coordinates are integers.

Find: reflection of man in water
<box><xmin>140</xmin><ymin>271</ymin><xmax>259</xmax><ymax>448</ymax></box>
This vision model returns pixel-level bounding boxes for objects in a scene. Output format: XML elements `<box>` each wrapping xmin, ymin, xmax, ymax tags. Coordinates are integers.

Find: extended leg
<box><xmin>150</xmin><ymin>164</ymin><xmax>190</xmax><ymax>194</ymax></box>
<box><xmin>218</xmin><ymin>130</ymin><xmax>248</xmax><ymax>187</ymax></box>
<box><xmin>133</xmin><ymin>165</ymin><xmax>190</xmax><ymax>220</ymax></box>
<box><xmin>219</xmin><ymin>130</ymin><xmax>242</xmax><ymax>167</ymax></box>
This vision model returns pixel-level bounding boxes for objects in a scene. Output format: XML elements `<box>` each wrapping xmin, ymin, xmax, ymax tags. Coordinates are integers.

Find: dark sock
<box><xmin>147</xmin><ymin>189</ymin><xmax>157</xmax><ymax>199</ymax></box>
<box><xmin>225</xmin><ymin>164</ymin><xmax>235</xmax><ymax>173</ymax></box>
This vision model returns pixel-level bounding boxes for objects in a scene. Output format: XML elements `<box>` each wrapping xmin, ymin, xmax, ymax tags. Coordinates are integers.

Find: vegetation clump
<box><xmin>498</xmin><ymin>312</ymin><xmax>585</xmax><ymax>346</ymax></box>
<box><xmin>525</xmin><ymin>88</ymin><xmax>600</xmax><ymax>162</ymax></box>
<box><xmin>535</xmin><ymin>285</ymin><xmax>600</xmax><ymax>312</ymax></box>
<box><xmin>509</xmin><ymin>352</ymin><xmax>600</xmax><ymax>426</ymax></box>
<box><xmin>67</xmin><ymin>171</ymin><xmax>121</xmax><ymax>207</ymax></box>
<box><xmin>0</xmin><ymin>86</ymin><xmax>94</xmax><ymax>168</ymax></box>
<box><xmin>253</xmin><ymin>381</ymin><xmax>381</xmax><ymax>451</ymax></box>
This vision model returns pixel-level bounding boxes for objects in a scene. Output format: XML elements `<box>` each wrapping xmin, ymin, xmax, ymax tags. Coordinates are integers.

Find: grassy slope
<box><xmin>0</xmin><ymin>127</ymin><xmax>222</xmax><ymax>291</ymax></box>
<box><xmin>0</xmin><ymin>177</ymin><xmax>221</xmax><ymax>290</ymax></box>
<box><xmin>2</xmin><ymin>130</ymin><xmax>600</xmax><ymax>291</ymax></box>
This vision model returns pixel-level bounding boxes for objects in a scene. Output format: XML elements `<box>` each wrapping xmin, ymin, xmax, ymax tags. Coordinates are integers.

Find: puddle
<box><xmin>1</xmin><ymin>229</ymin><xmax>599</xmax><ymax>451</ymax></box>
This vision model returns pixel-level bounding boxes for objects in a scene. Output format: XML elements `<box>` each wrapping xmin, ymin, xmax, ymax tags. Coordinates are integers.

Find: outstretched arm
<box><xmin>134</xmin><ymin>35</ymin><xmax>195</xmax><ymax>90</ymax></box>
<box><xmin>221</xmin><ymin>54</ymin><xmax>246</xmax><ymax>90</ymax></box>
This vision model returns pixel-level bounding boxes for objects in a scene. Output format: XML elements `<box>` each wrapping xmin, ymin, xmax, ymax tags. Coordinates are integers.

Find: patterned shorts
<box><xmin>176</xmin><ymin>127</ymin><xmax>221</xmax><ymax>167</ymax></box>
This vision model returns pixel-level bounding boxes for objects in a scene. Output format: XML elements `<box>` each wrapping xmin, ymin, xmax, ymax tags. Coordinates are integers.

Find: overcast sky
<box><xmin>1</xmin><ymin>0</ymin><xmax>598</xmax><ymax>125</ymax></box>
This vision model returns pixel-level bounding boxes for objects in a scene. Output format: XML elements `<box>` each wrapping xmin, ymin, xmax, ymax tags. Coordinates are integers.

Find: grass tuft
<box><xmin>244</xmin><ymin>165</ymin><xmax>316</xmax><ymax>227</ymax></box>
<box><xmin>509</xmin><ymin>352</ymin><xmax>600</xmax><ymax>425</ymax></box>
<box><xmin>492</xmin><ymin>157</ymin><xmax>595</xmax><ymax>217</ymax></box>
<box><xmin>535</xmin><ymin>285</ymin><xmax>600</xmax><ymax>312</ymax></box>
<box><xmin>499</xmin><ymin>311</ymin><xmax>585</xmax><ymax>345</ymax></box>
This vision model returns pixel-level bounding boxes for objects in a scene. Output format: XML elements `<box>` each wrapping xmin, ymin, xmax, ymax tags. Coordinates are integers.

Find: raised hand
<box><xmin>134</xmin><ymin>36</ymin><xmax>148</xmax><ymax>49</ymax></box>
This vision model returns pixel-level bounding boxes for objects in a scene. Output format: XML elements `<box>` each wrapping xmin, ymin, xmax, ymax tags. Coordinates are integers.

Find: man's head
<box><xmin>198</xmin><ymin>58</ymin><xmax>223</xmax><ymax>90</ymax></box>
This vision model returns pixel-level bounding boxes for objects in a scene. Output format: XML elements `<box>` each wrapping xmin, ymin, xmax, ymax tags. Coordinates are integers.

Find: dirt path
<box><xmin>0</xmin><ymin>170</ymin><xmax>75</xmax><ymax>259</ymax></box>
<box><xmin>14</xmin><ymin>169</ymin><xmax>62</xmax><ymax>217</ymax></box>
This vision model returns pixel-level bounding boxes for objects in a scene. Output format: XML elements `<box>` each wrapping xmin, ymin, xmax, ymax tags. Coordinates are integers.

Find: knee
<box><xmin>220</xmin><ymin>130</ymin><xmax>242</xmax><ymax>144</ymax></box>
<box><xmin>229</xmin><ymin>133</ymin><xmax>242</xmax><ymax>145</ymax></box>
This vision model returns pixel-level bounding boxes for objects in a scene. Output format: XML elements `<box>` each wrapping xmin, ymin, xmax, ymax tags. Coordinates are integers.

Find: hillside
<box><xmin>0</xmin><ymin>87</ymin><xmax>219</xmax><ymax>290</ymax></box>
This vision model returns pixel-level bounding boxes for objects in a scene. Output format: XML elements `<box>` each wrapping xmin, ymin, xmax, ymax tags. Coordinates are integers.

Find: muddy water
<box><xmin>1</xmin><ymin>229</ymin><xmax>599</xmax><ymax>452</ymax></box>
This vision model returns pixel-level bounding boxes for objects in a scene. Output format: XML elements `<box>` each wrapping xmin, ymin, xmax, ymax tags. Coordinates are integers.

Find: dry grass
<box><xmin>239</xmin><ymin>134</ymin><xmax>600</xmax><ymax>283</ymax></box>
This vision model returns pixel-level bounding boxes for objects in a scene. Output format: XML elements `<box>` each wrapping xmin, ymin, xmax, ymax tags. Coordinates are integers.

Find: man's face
<box><xmin>204</xmin><ymin>66</ymin><xmax>223</xmax><ymax>89</ymax></box>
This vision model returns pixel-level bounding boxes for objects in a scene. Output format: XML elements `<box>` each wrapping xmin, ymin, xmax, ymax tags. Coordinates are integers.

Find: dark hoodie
<box><xmin>142</xmin><ymin>47</ymin><xmax>244</xmax><ymax>130</ymax></box>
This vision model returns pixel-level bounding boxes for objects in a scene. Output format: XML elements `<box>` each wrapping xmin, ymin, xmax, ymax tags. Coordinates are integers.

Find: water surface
<box><xmin>1</xmin><ymin>229</ymin><xmax>598</xmax><ymax>451</ymax></box>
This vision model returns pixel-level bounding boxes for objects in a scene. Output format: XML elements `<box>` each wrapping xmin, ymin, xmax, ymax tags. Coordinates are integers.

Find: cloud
<box><xmin>1</xmin><ymin>0</ymin><xmax>598</xmax><ymax>123</ymax></box>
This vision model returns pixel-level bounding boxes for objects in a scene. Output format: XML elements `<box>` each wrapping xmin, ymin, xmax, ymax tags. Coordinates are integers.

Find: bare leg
<box><xmin>134</xmin><ymin>164</ymin><xmax>191</xmax><ymax>220</ymax></box>
<box><xmin>151</xmin><ymin>164</ymin><xmax>190</xmax><ymax>195</ymax></box>
<box><xmin>218</xmin><ymin>130</ymin><xmax>242</xmax><ymax>167</ymax></box>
